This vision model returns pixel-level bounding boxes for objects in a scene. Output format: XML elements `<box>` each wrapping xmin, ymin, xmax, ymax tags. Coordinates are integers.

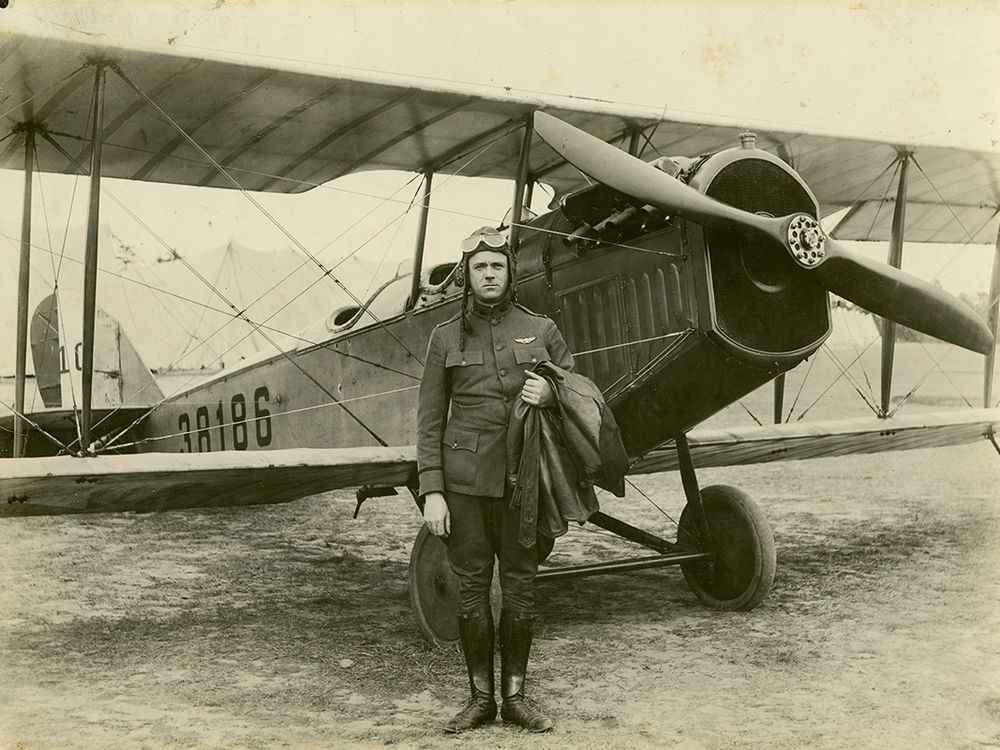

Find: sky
<box><xmin>1</xmin><ymin>0</ymin><xmax>998</xmax><ymax>322</ymax></box>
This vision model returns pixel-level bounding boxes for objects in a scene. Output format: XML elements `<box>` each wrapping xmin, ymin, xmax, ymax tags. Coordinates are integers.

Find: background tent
<box><xmin>1</xmin><ymin>225</ymin><xmax>385</xmax><ymax>376</ymax></box>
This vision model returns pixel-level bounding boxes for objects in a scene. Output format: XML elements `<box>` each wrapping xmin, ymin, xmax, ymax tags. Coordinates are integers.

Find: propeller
<box><xmin>534</xmin><ymin>112</ymin><xmax>992</xmax><ymax>355</ymax></box>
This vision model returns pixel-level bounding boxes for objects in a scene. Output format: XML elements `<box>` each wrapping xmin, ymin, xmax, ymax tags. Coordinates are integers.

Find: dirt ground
<box><xmin>1</xmin><ymin>438</ymin><xmax>998</xmax><ymax>750</ymax></box>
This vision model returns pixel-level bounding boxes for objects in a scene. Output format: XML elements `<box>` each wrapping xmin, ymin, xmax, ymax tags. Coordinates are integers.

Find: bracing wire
<box><xmin>0</xmin><ymin>64</ymin><xmax>88</xmax><ymax>122</ymax></box>
<box><xmin>162</xmin><ymin>168</ymin><xmax>423</xmax><ymax>377</ymax></box>
<box><xmin>109</xmin><ymin>383</ymin><xmax>421</xmax><ymax>452</ymax></box>
<box><xmin>0</xmin><ymin>399</ymin><xmax>71</xmax><ymax>453</ymax></box>
<box><xmin>11</xmin><ymin>56</ymin><xmax>988</xmax><ymax>452</ymax></box>
<box><xmin>0</xmin><ymin>228</ymin><xmax>394</xmax><ymax>452</ymax></box>
<box><xmin>796</xmin><ymin>345</ymin><xmax>880</xmax><ymax>421</ymax></box>
<box><xmin>828</xmin><ymin>158</ymin><xmax>902</xmax><ymax>237</ymax></box>
<box><xmin>886</xmin><ymin>281</ymin><xmax>1000</xmax><ymax>416</ymax></box>
<box><xmin>37</xmin><ymin>125</ymin><xmax>684</xmax><ymax>260</ymax></box>
<box><xmin>0</xmin><ymin>232</ymin><xmax>419</xmax><ymax>381</ymax></box>
<box><xmin>873</xmin><ymin>157</ymin><xmax>997</xmax><ymax>415</ymax></box>
<box><xmin>911</xmin><ymin>155</ymin><xmax>976</xmax><ymax>242</ymax></box>
<box><xmin>86</xmin><ymin>116</ymin><xmax>530</xmax><ymax>444</ymax></box>
<box><xmin>92</xmin><ymin>185</ymin><xmax>427</xmax><ymax>431</ymax></box>
<box><xmin>168</xmin><ymin>244</ymin><xmax>237</xmax><ymax>366</ymax></box>
<box><xmin>807</xmin><ymin>146</ymin><xmax>997</xmax><ymax>421</ymax></box>
<box><xmin>134</xmin><ymin>116</ymin><xmax>524</xmax><ymax>384</ymax></box>
<box><xmin>736</xmin><ymin>400</ymin><xmax>763</xmax><ymax>426</ymax></box>
<box><xmin>889</xmin><ymin>342</ymin><xmax>975</xmax><ymax>416</ymax></box>
<box><xmin>623</xmin><ymin>476</ymin><xmax>700</xmax><ymax>545</ymax></box>
<box><xmin>363</xmin><ymin>178</ymin><xmax>424</xmax><ymax>299</ymax></box>
<box><xmin>39</xmin><ymin>119</ymin><xmax>427</xmax><ymax>395</ymax></box>
<box><xmin>20</xmin><ymin>114</ymin><xmax>86</xmax><ymax>450</ymax></box>
<box><xmin>784</xmin><ymin>351</ymin><xmax>817</xmax><ymax>423</ymax></box>
<box><xmin>29</xmin><ymin>120</ymin><xmax>434</xmax><ymax>446</ymax></box>
<box><xmin>110</xmin><ymin>64</ymin><xmax>425</xmax><ymax>368</ymax></box>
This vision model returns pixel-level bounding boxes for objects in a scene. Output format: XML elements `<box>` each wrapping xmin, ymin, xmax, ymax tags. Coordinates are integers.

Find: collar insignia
<box><xmin>514</xmin><ymin>336</ymin><xmax>536</xmax><ymax>344</ymax></box>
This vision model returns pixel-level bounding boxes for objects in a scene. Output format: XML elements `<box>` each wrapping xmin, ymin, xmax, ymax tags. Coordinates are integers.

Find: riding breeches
<box><xmin>445</xmin><ymin>491</ymin><xmax>555</xmax><ymax>617</ymax></box>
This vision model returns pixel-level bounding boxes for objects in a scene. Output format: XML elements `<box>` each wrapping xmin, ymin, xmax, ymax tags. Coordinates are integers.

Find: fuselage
<box><xmin>140</xmin><ymin>144</ymin><xmax>832</xmax><ymax>458</ymax></box>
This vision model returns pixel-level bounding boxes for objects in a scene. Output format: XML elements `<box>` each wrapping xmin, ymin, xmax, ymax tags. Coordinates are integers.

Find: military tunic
<box><xmin>417</xmin><ymin>302</ymin><xmax>575</xmax><ymax>499</ymax></box>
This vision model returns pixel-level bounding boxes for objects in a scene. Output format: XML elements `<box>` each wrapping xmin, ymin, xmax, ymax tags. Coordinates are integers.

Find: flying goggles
<box><xmin>460</xmin><ymin>226</ymin><xmax>509</xmax><ymax>256</ymax></box>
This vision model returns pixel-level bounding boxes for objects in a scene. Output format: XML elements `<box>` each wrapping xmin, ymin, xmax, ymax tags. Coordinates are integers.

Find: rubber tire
<box><xmin>678</xmin><ymin>485</ymin><xmax>776</xmax><ymax>611</ymax></box>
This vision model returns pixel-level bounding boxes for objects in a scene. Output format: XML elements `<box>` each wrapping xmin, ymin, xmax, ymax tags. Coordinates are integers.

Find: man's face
<box><xmin>468</xmin><ymin>249</ymin><xmax>509</xmax><ymax>302</ymax></box>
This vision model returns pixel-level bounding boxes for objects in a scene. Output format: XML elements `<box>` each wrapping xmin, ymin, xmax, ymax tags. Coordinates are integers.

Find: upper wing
<box><xmin>630</xmin><ymin>408</ymin><xmax>1000</xmax><ymax>474</ymax></box>
<box><xmin>0</xmin><ymin>446</ymin><xmax>416</xmax><ymax>516</ymax></box>
<box><xmin>2</xmin><ymin>29</ymin><xmax>997</xmax><ymax>243</ymax></box>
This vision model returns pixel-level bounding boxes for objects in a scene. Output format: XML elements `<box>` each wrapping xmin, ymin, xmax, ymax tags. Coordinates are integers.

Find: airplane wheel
<box><xmin>408</xmin><ymin>525</ymin><xmax>460</xmax><ymax>647</ymax></box>
<box><xmin>678</xmin><ymin>485</ymin><xmax>776</xmax><ymax>611</ymax></box>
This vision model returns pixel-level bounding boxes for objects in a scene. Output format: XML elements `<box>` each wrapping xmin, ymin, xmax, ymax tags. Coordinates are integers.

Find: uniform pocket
<box><xmin>443</xmin><ymin>424</ymin><xmax>479</xmax><ymax>452</ymax></box>
<box><xmin>442</xmin><ymin>424</ymin><xmax>479</xmax><ymax>487</ymax></box>
<box><xmin>445</xmin><ymin>350</ymin><xmax>485</xmax><ymax>368</ymax></box>
<box><xmin>513</xmin><ymin>346</ymin><xmax>550</xmax><ymax>365</ymax></box>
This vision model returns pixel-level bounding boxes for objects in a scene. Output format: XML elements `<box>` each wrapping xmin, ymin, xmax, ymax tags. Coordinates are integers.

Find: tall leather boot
<box><xmin>443</xmin><ymin>607</ymin><xmax>497</xmax><ymax>733</ymax></box>
<box><xmin>499</xmin><ymin>610</ymin><xmax>554</xmax><ymax>732</ymax></box>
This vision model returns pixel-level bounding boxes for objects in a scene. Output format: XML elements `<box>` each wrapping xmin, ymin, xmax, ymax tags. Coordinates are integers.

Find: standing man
<box><xmin>416</xmin><ymin>226</ymin><xmax>574</xmax><ymax>734</ymax></box>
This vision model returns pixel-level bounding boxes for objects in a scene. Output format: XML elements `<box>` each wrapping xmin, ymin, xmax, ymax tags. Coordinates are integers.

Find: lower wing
<box><xmin>2</xmin><ymin>409</ymin><xmax>996</xmax><ymax>516</ymax></box>
<box><xmin>630</xmin><ymin>408</ymin><xmax>1000</xmax><ymax>473</ymax></box>
<box><xmin>1</xmin><ymin>447</ymin><xmax>416</xmax><ymax>516</ymax></box>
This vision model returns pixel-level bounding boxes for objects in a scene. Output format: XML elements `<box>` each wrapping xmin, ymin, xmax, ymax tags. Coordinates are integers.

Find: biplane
<box><xmin>2</xmin><ymin>26</ymin><xmax>999</xmax><ymax>645</ymax></box>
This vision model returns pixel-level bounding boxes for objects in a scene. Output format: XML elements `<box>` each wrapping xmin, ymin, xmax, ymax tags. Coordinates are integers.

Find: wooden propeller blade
<box><xmin>818</xmin><ymin>239</ymin><xmax>993</xmax><ymax>354</ymax></box>
<box><xmin>534</xmin><ymin>111</ymin><xmax>785</xmax><ymax>242</ymax></box>
<box><xmin>534</xmin><ymin>111</ymin><xmax>994</xmax><ymax>355</ymax></box>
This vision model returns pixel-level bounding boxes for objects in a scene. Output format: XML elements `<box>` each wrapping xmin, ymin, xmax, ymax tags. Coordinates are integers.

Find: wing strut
<box><xmin>880</xmin><ymin>152</ymin><xmax>911</xmax><ymax>417</ymax></box>
<box><xmin>772</xmin><ymin>373</ymin><xmax>786</xmax><ymax>425</ymax></box>
<box><xmin>626</xmin><ymin>122</ymin><xmax>642</xmax><ymax>157</ymax></box>
<box><xmin>986</xmin><ymin>224</ymin><xmax>1000</xmax><ymax>407</ymax></box>
<box><xmin>13</xmin><ymin>127</ymin><xmax>35</xmax><ymax>458</ymax></box>
<box><xmin>80</xmin><ymin>64</ymin><xmax>108</xmax><ymax>454</ymax></box>
<box><xmin>509</xmin><ymin>114</ymin><xmax>534</xmax><ymax>251</ymax></box>
<box><xmin>407</xmin><ymin>170</ymin><xmax>433</xmax><ymax>310</ymax></box>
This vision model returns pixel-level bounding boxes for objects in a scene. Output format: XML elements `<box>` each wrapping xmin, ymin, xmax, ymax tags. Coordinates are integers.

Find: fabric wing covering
<box><xmin>1</xmin><ymin>29</ymin><xmax>998</xmax><ymax>244</ymax></box>
<box><xmin>2</xmin><ymin>410</ymin><xmax>997</xmax><ymax>516</ymax></box>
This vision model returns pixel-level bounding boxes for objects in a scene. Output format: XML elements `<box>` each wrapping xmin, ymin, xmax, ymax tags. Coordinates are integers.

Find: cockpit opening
<box><xmin>427</xmin><ymin>262</ymin><xmax>456</xmax><ymax>286</ymax></box>
<box><xmin>329</xmin><ymin>305</ymin><xmax>361</xmax><ymax>328</ymax></box>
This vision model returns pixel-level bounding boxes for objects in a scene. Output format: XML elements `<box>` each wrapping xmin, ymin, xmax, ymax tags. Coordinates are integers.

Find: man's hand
<box><xmin>422</xmin><ymin>492</ymin><xmax>449</xmax><ymax>537</ymax></box>
<box><xmin>521</xmin><ymin>370</ymin><xmax>554</xmax><ymax>407</ymax></box>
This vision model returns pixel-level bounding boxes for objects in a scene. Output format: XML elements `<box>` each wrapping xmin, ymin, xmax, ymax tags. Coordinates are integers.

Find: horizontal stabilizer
<box><xmin>0</xmin><ymin>408</ymin><xmax>151</xmax><ymax>458</ymax></box>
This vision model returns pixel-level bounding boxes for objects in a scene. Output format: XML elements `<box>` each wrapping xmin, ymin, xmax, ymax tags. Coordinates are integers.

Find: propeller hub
<box><xmin>786</xmin><ymin>215</ymin><xmax>826</xmax><ymax>267</ymax></box>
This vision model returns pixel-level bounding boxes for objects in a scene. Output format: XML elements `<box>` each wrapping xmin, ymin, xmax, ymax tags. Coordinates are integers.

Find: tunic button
<box><xmin>496</xmin><ymin>344</ymin><xmax>503</xmax><ymax>351</ymax></box>
<box><xmin>452</xmin><ymin>441</ymin><xmax>459</xmax><ymax>449</ymax></box>
<box><xmin>503</xmin><ymin>395</ymin><xmax>509</xmax><ymax>403</ymax></box>
<box><xmin>461</xmin><ymin>360</ymin><xmax>466</xmax><ymax>366</ymax></box>
<box><xmin>499</xmin><ymin>369</ymin><xmax>506</xmax><ymax>376</ymax></box>
<box><xmin>531</xmin><ymin>357</ymin><xmax>537</xmax><ymax>362</ymax></box>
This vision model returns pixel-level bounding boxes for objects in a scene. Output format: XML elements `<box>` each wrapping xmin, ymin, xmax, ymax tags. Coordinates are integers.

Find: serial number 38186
<box><xmin>177</xmin><ymin>386</ymin><xmax>273</xmax><ymax>452</ymax></box>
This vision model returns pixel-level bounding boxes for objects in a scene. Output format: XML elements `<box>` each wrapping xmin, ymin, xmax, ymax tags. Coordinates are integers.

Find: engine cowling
<box><xmin>684</xmin><ymin>145</ymin><xmax>831</xmax><ymax>366</ymax></box>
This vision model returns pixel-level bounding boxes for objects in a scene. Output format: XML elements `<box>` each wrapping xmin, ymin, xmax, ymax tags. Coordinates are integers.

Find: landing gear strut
<box><xmin>406</xmin><ymin>431</ymin><xmax>776</xmax><ymax>645</ymax></box>
<box><xmin>674</xmin><ymin>433</ymin><xmax>776</xmax><ymax>610</ymax></box>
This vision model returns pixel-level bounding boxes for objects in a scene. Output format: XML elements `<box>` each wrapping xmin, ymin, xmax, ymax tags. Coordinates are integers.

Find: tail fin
<box><xmin>30</xmin><ymin>292</ymin><xmax>163</xmax><ymax>409</ymax></box>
